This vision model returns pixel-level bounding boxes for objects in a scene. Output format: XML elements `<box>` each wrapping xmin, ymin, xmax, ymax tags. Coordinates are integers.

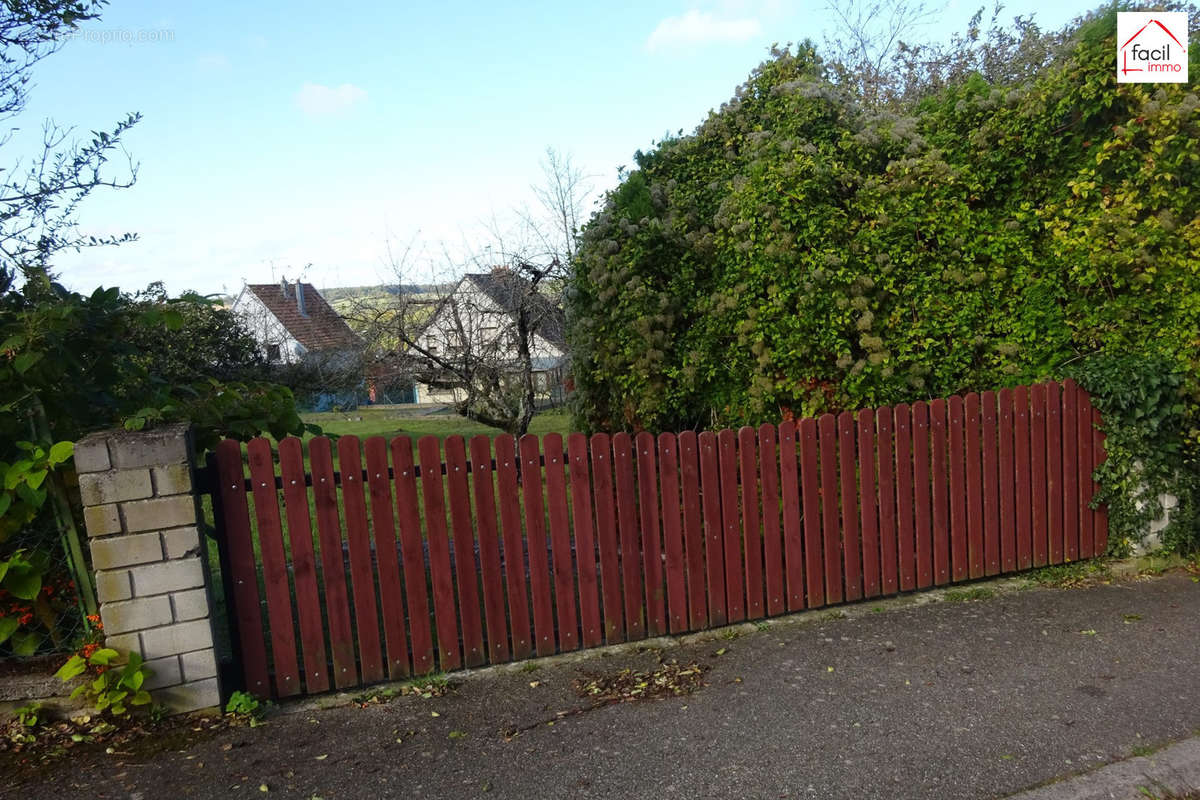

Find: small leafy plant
<box><xmin>54</xmin><ymin>647</ymin><xmax>153</xmax><ymax>717</ymax></box>
<box><xmin>224</xmin><ymin>690</ymin><xmax>264</xmax><ymax>726</ymax></box>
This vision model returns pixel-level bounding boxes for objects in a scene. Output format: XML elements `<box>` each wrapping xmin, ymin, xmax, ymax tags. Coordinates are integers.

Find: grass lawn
<box><xmin>300</xmin><ymin>406</ymin><xmax>574</xmax><ymax>445</ymax></box>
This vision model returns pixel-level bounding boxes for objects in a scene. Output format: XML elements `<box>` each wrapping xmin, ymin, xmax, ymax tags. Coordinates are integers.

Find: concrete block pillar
<box><xmin>74</xmin><ymin>423</ymin><xmax>221</xmax><ymax>713</ymax></box>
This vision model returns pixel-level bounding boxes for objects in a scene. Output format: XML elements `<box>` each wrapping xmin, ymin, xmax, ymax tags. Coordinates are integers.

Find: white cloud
<box><xmin>295</xmin><ymin>82</ymin><xmax>368</xmax><ymax>116</ymax></box>
<box><xmin>646</xmin><ymin>9</ymin><xmax>762</xmax><ymax>51</ymax></box>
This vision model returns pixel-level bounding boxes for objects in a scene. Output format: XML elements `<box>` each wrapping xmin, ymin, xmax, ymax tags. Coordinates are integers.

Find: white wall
<box><xmin>231</xmin><ymin>289</ymin><xmax>307</xmax><ymax>365</ymax></box>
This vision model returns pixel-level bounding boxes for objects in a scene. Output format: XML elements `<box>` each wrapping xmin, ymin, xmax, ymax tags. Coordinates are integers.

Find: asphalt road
<box><xmin>12</xmin><ymin>571</ymin><xmax>1200</xmax><ymax>799</ymax></box>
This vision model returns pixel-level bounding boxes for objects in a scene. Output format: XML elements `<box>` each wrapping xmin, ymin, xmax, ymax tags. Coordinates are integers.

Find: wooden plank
<box><xmin>718</xmin><ymin>429</ymin><xmax>745</xmax><ymax>622</ymax></box>
<box><xmin>1014</xmin><ymin>386</ymin><xmax>1033</xmax><ymax>570</ymax></box>
<box><xmin>612</xmin><ymin>432</ymin><xmax>645</xmax><ymax>639</ymax></box>
<box><xmin>857</xmin><ymin>410</ymin><xmax>880</xmax><ymax>598</ymax></box>
<box><xmin>1077</xmin><ymin>389</ymin><xmax>1095</xmax><ymax>560</ymax></box>
<box><xmin>364</xmin><ymin>437</ymin><xmax>410</xmax><ymax>679</ymax></box>
<box><xmin>657</xmin><ymin>433</ymin><xmax>688</xmax><ymax>633</ymax></box>
<box><xmin>418</xmin><ymin>436</ymin><xmax>461</xmax><ymax>671</ymax></box>
<box><xmin>1045</xmin><ymin>382</ymin><xmax>1065</xmax><ymax>565</ymax></box>
<box><xmin>947</xmin><ymin>397</ymin><xmax>968</xmax><ymax>583</ymax></box>
<box><xmin>837</xmin><ymin>412</ymin><xmax>862</xmax><ymax>601</ymax></box>
<box><xmin>911</xmin><ymin>402</ymin><xmax>933</xmax><ymax>589</ymax></box>
<box><xmin>567</xmin><ymin>433</ymin><xmax>603</xmax><ymax>648</ymax></box>
<box><xmin>894</xmin><ymin>404</ymin><xmax>916</xmax><ymax>592</ymax></box>
<box><xmin>247</xmin><ymin>438</ymin><xmax>301</xmax><ymax>697</ymax></box>
<box><xmin>443</xmin><ymin>437</ymin><xmax>485</xmax><ymax>666</ymax></box>
<box><xmin>778</xmin><ymin>421</ymin><xmax>805</xmax><ymax>610</ymax></box>
<box><xmin>818</xmin><ymin>414</ymin><xmax>842</xmax><ymax>605</ymax></box>
<box><xmin>876</xmin><ymin>408</ymin><xmax>898</xmax><ymax>595</ymax></box>
<box><xmin>799</xmin><ymin>418</ymin><xmax>824</xmax><ymax>606</ymax></box>
<box><xmin>698</xmin><ymin>431</ymin><xmax>727</xmax><ymax>625</ymax></box>
<box><xmin>520</xmin><ymin>434</ymin><xmax>557</xmax><ymax>656</ymax></box>
<box><xmin>277</xmin><ymin>437</ymin><xmax>329</xmax><ymax>693</ymax></box>
<box><xmin>309</xmin><ymin>436</ymin><xmax>358</xmax><ymax>687</ymax></box>
<box><xmin>981</xmin><ymin>392</ymin><xmax>1001</xmax><ymax>575</ymax></box>
<box><xmin>1092</xmin><ymin>406</ymin><xmax>1109</xmax><ymax>555</ymax></box>
<box><xmin>759</xmin><ymin>424</ymin><xmax>786</xmax><ymax>616</ymax></box>
<box><xmin>1062</xmin><ymin>379</ymin><xmax>1080</xmax><ymax>563</ymax></box>
<box><xmin>494</xmin><ymin>435</ymin><xmax>531</xmax><ymax>659</ymax></box>
<box><xmin>1030</xmin><ymin>385</ymin><xmax>1049</xmax><ymax>568</ymax></box>
<box><xmin>338</xmin><ymin>436</ymin><xmax>385</xmax><ymax>683</ymax></box>
<box><xmin>543</xmin><ymin>434</ymin><xmax>579</xmax><ymax>651</ymax></box>
<box><xmin>216</xmin><ymin>439</ymin><xmax>270</xmax><ymax>697</ymax></box>
<box><xmin>469</xmin><ymin>435</ymin><xmax>510</xmax><ymax>663</ymax></box>
<box><xmin>738</xmin><ymin>427</ymin><xmax>765</xmax><ymax>619</ymax></box>
<box><xmin>998</xmin><ymin>389</ymin><xmax>1017</xmax><ymax>574</ymax></box>
<box><xmin>929</xmin><ymin>399</ymin><xmax>950</xmax><ymax>586</ymax></box>
<box><xmin>589</xmin><ymin>434</ymin><xmax>625</xmax><ymax>643</ymax></box>
<box><xmin>677</xmin><ymin>432</ymin><xmax>707</xmax><ymax>629</ymax></box>
<box><xmin>391</xmin><ymin>437</ymin><xmax>434</xmax><ymax>674</ymax></box>
<box><xmin>635</xmin><ymin>431</ymin><xmax>666</xmax><ymax>636</ymax></box>
<box><xmin>964</xmin><ymin>394</ymin><xmax>985</xmax><ymax>579</ymax></box>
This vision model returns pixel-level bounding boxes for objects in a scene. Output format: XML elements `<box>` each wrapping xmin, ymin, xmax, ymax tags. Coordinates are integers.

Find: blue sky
<box><xmin>22</xmin><ymin>0</ymin><xmax>1101</xmax><ymax>296</ymax></box>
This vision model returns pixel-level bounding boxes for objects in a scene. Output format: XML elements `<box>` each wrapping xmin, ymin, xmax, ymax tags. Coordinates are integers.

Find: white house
<box><xmin>413</xmin><ymin>270</ymin><xmax>568</xmax><ymax>405</ymax></box>
<box><xmin>231</xmin><ymin>280</ymin><xmax>364</xmax><ymax>404</ymax></box>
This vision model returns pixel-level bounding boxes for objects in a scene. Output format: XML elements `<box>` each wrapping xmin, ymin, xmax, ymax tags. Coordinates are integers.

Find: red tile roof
<box><xmin>244</xmin><ymin>283</ymin><xmax>361</xmax><ymax>353</ymax></box>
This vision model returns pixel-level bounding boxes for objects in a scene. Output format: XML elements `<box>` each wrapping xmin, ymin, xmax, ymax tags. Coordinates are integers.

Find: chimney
<box><xmin>295</xmin><ymin>280</ymin><xmax>307</xmax><ymax>316</ymax></box>
<box><xmin>280</xmin><ymin>277</ymin><xmax>288</xmax><ymax>297</ymax></box>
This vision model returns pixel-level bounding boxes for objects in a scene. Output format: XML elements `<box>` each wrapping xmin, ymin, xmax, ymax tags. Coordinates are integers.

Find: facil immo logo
<box><xmin>1117</xmin><ymin>12</ymin><xmax>1189</xmax><ymax>83</ymax></box>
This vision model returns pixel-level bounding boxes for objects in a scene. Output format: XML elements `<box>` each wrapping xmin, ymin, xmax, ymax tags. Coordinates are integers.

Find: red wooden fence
<box><xmin>208</xmin><ymin>380</ymin><xmax>1107</xmax><ymax>698</ymax></box>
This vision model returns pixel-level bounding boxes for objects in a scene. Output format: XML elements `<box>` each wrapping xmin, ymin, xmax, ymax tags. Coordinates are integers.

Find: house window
<box><xmin>267</xmin><ymin>344</ymin><xmax>280</xmax><ymax>362</ymax></box>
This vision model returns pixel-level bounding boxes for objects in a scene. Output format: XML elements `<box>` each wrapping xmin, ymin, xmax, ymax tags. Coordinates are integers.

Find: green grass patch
<box><xmin>943</xmin><ymin>586</ymin><xmax>995</xmax><ymax>603</ymax></box>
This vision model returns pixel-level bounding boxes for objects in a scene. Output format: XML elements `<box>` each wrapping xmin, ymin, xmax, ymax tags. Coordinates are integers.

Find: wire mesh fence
<box><xmin>0</xmin><ymin>517</ymin><xmax>93</xmax><ymax>660</ymax></box>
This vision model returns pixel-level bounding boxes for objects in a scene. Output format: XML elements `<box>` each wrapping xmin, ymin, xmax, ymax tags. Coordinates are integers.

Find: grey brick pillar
<box><xmin>74</xmin><ymin>423</ymin><xmax>221</xmax><ymax>713</ymax></box>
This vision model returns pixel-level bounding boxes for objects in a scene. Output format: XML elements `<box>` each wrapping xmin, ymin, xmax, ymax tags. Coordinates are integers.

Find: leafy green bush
<box><xmin>568</xmin><ymin>6</ymin><xmax>1199</xmax><ymax>551</ymax></box>
<box><xmin>55</xmin><ymin>648</ymin><xmax>153</xmax><ymax>717</ymax></box>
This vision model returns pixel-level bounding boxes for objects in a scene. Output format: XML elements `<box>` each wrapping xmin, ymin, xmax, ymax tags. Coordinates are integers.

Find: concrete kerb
<box><xmin>1006</xmin><ymin>735</ymin><xmax>1200</xmax><ymax>800</ymax></box>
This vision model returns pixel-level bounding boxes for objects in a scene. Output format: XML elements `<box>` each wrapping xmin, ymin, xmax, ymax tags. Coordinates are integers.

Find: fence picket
<box><xmin>418</xmin><ymin>436</ymin><xmax>461</xmax><ymax>671</ymax></box>
<box><xmin>469</xmin><ymin>435</ymin><xmax>510</xmax><ymax>663</ymax></box>
<box><xmin>247</xmin><ymin>438</ymin><xmax>301</xmax><ymax>697</ymax></box>
<box><xmin>718</xmin><ymin>429</ymin><xmax>745</xmax><ymax>622</ymax></box>
<box><xmin>677</xmin><ymin>431</ymin><xmax>708</xmax><ymax>629</ymax></box>
<box><xmin>494</xmin><ymin>435</ymin><xmax>532</xmax><ymax>658</ymax></box>
<box><xmin>567</xmin><ymin>433</ymin><xmax>603</xmax><ymax>648</ymax></box>
<box><xmin>520</xmin><ymin>434</ymin><xmax>557</xmax><ymax>656</ymax></box>
<box><xmin>544</xmin><ymin>434</ymin><xmax>579</xmax><ymax>651</ymax></box>
<box><xmin>929</xmin><ymin>400</ymin><xmax>950</xmax><ymax>586</ymax></box>
<box><xmin>391</xmin><ymin>438</ymin><xmax>434</xmax><ymax>673</ymax></box>
<box><xmin>589</xmin><ymin>433</ymin><xmax>625</xmax><ymax>643</ymax></box>
<box><xmin>799</xmin><ymin>418</ymin><xmax>823</xmax><ymax>607</ymax></box>
<box><xmin>911</xmin><ymin>402</ymin><xmax>933</xmax><ymax>589</ymax></box>
<box><xmin>1078</xmin><ymin>390</ymin><xmax>1095</xmax><ymax>560</ymax></box>
<box><xmin>1014</xmin><ymin>386</ymin><xmax>1033</xmax><ymax>570</ymax></box>
<box><xmin>657</xmin><ymin>433</ymin><xmax>688</xmax><ymax>633</ymax></box>
<box><xmin>444</xmin><ymin>437</ymin><xmax>485</xmax><ymax>666</ymax></box>
<box><xmin>837</xmin><ymin>413</ymin><xmax>862</xmax><ymax>601</ymax></box>
<box><xmin>698</xmin><ymin>431</ymin><xmax>727</xmax><ymax>625</ymax></box>
<box><xmin>739</xmin><ymin>427</ymin><xmax>765</xmax><ymax>618</ymax></box>
<box><xmin>965</xmin><ymin>394</ymin><xmax>984</xmax><ymax>579</ymax></box>
<box><xmin>363</xmin><ymin>437</ymin><xmax>409</xmax><ymax>679</ymax></box>
<box><xmin>778</xmin><ymin>421</ymin><xmax>804</xmax><ymax>611</ymax></box>
<box><xmin>613</xmin><ymin>433</ymin><xmax>645</xmax><ymax>639</ymax></box>
<box><xmin>857</xmin><ymin>410</ymin><xmax>880</xmax><ymax>598</ymax></box>
<box><xmin>759</xmin><ymin>424</ymin><xmax>786</xmax><ymax>615</ymax></box>
<box><xmin>947</xmin><ymin>397</ymin><xmax>968</xmax><ymax>583</ymax></box>
<box><xmin>216</xmin><ymin>439</ymin><xmax>270</xmax><ymax>697</ymax></box>
<box><xmin>876</xmin><ymin>408</ymin><xmax>898</xmax><ymax>595</ymax></box>
<box><xmin>277</xmin><ymin>438</ymin><xmax>328</xmax><ymax>693</ymax></box>
<box><xmin>981</xmin><ymin>392</ymin><xmax>1001</xmax><ymax>575</ymax></box>
<box><xmin>818</xmin><ymin>415</ymin><xmax>842</xmax><ymax>605</ymax></box>
<box><xmin>338</xmin><ymin>436</ymin><xmax>385</xmax><ymax>683</ymax></box>
<box><xmin>309</xmin><ymin>436</ymin><xmax>358</xmax><ymax>687</ymax></box>
<box><xmin>1030</xmin><ymin>385</ymin><xmax>1049</xmax><ymax>568</ymax></box>
<box><xmin>636</xmin><ymin>432</ymin><xmax>667</xmax><ymax>636</ymax></box>
<box><xmin>1062</xmin><ymin>379</ymin><xmax>1080</xmax><ymax>562</ymax></box>
<box><xmin>894</xmin><ymin>404</ymin><xmax>916</xmax><ymax>592</ymax></box>
<box><xmin>1045</xmin><ymin>383</ymin><xmax>1065</xmax><ymax>564</ymax></box>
